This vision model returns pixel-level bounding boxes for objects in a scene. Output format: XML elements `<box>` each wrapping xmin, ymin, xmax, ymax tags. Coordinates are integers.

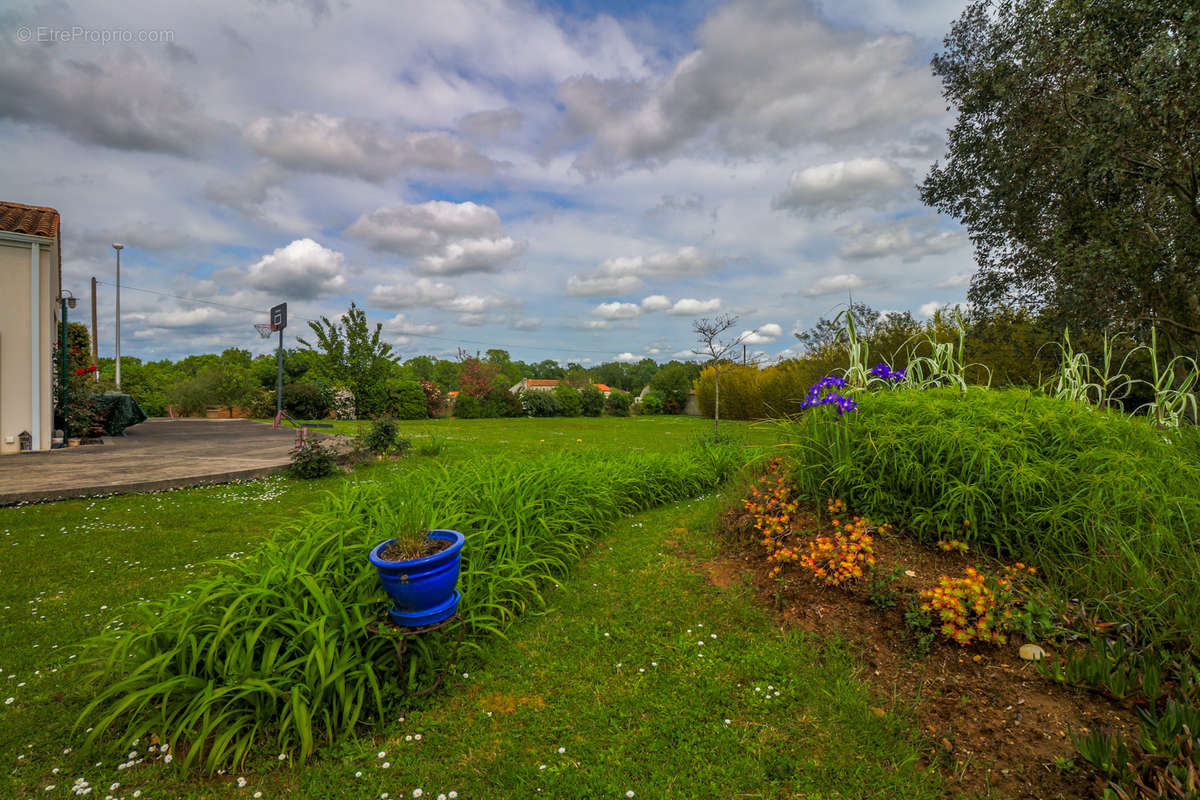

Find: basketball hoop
<box><xmin>254</xmin><ymin>322</ymin><xmax>274</xmax><ymax>339</ymax></box>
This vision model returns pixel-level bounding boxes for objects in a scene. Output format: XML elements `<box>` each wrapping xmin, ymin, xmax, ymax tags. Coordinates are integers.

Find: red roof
<box><xmin>525</xmin><ymin>379</ymin><xmax>559</xmax><ymax>387</ymax></box>
<box><xmin>593</xmin><ymin>383</ymin><xmax>612</xmax><ymax>392</ymax></box>
<box><xmin>0</xmin><ymin>201</ymin><xmax>60</xmax><ymax>238</ymax></box>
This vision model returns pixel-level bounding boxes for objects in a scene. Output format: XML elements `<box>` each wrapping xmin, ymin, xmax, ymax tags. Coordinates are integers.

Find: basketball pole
<box><xmin>275</xmin><ymin>325</ymin><xmax>284</xmax><ymax>420</ymax></box>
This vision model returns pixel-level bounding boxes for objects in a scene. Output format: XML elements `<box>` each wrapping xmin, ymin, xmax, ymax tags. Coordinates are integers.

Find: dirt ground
<box><xmin>710</xmin><ymin>507</ymin><xmax>1141</xmax><ymax>800</ymax></box>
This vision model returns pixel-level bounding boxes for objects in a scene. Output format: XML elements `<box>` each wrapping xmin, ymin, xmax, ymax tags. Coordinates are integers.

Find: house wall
<box><xmin>0</xmin><ymin>236</ymin><xmax>59</xmax><ymax>453</ymax></box>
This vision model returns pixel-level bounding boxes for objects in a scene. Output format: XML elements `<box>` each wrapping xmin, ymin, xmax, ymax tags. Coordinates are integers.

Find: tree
<box><xmin>692</xmin><ymin>314</ymin><xmax>744</xmax><ymax>434</ymax></box>
<box><xmin>458</xmin><ymin>356</ymin><xmax>500</xmax><ymax>399</ymax></box>
<box><xmin>650</xmin><ymin>363</ymin><xmax>692</xmax><ymax>413</ymax></box>
<box><xmin>921</xmin><ymin>0</ymin><xmax>1200</xmax><ymax>356</ymax></box>
<box><xmin>604</xmin><ymin>390</ymin><xmax>631</xmax><ymax>417</ymax></box>
<box><xmin>579</xmin><ymin>384</ymin><xmax>605</xmax><ymax>417</ymax></box>
<box><xmin>298</xmin><ymin>302</ymin><xmax>397</xmax><ymax>416</ymax></box>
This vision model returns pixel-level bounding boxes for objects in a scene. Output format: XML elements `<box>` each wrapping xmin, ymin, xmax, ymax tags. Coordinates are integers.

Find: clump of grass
<box><xmin>778</xmin><ymin>387</ymin><xmax>1200</xmax><ymax>650</ymax></box>
<box><xmin>75</xmin><ymin>442</ymin><xmax>745</xmax><ymax>772</ymax></box>
<box><xmin>374</xmin><ymin>501</ymin><xmax>438</xmax><ymax>560</ymax></box>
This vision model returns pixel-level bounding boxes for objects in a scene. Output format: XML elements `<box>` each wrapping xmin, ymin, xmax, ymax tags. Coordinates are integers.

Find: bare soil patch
<box><xmin>714</xmin><ymin>507</ymin><xmax>1140</xmax><ymax>800</ymax></box>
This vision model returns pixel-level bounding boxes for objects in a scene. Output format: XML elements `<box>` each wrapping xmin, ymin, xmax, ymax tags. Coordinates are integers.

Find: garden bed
<box><xmin>716</xmin><ymin>502</ymin><xmax>1142</xmax><ymax>800</ymax></box>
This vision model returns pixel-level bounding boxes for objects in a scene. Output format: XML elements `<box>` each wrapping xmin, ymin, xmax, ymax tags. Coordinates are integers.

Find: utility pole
<box><xmin>90</xmin><ymin>277</ymin><xmax>99</xmax><ymax>382</ymax></box>
<box><xmin>112</xmin><ymin>243</ymin><xmax>123</xmax><ymax>390</ymax></box>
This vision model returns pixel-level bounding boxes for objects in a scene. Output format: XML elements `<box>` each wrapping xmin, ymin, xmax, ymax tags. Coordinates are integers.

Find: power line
<box><xmin>94</xmin><ymin>280</ymin><xmax>649</xmax><ymax>359</ymax></box>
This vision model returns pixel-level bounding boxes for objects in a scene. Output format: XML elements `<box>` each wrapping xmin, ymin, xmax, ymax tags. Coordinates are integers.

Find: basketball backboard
<box><xmin>270</xmin><ymin>302</ymin><xmax>287</xmax><ymax>331</ymax></box>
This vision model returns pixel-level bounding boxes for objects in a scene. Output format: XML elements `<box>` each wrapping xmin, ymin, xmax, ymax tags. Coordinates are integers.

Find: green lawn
<box><xmin>0</xmin><ymin>416</ymin><xmax>938</xmax><ymax>799</ymax></box>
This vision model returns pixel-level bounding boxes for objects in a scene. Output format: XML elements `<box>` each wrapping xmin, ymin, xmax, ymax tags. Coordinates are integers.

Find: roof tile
<box><xmin>0</xmin><ymin>201</ymin><xmax>60</xmax><ymax>238</ymax></box>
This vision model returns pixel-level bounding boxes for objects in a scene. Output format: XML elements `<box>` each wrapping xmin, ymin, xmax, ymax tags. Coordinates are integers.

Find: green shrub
<box><xmin>384</xmin><ymin>379</ymin><xmax>427</xmax><ymax>420</ymax></box>
<box><xmin>245</xmin><ymin>387</ymin><xmax>277</xmax><ymax>418</ymax></box>
<box><xmin>76</xmin><ymin>443</ymin><xmax>745</xmax><ymax>771</ymax></box>
<box><xmin>604</xmin><ymin>390</ymin><xmax>631</xmax><ymax>417</ymax></box>
<box><xmin>641</xmin><ymin>390</ymin><xmax>664</xmax><ymax>415</ymax></box>
<box><xmin>520</xmin><ymin>389</ymin><xmax>561</xmax><ymax>417</ymax></box>
<box><xmin>555</xmin><ymin>384</ymin><xmax>582</xmax><ymax>416</ymax></box>
<box><xmin>416</xmin><ymin>434</ymin><xmax>447</xmax><ymax>456</ymax></box>
<box><xmin>282</xmin><ymin>383</ymin><xmax>332</xmax><ymax>420</ymax></box>
<box><xmin>482</xmin><ymin>387</ymin><xmax>523</xmax><ymax>418</ymax></box>
<box><xmin>453</xmin><ymin>394</ymin><xmax>481</xmax><ymax>419</ymax></box>
<box><xmin>580</xmin><ymin>385</ymin><xmax>604</xmax><ymax>416</ymax></box>
<box><xmin>780</xmin><ymin>387</ymin><xmax>1200</xmax><ymax>650</ymax></box>
<box><xmin>285</xmin><ymin>434</ymin><xmax>338</xmax><ymax>479</ymax></box>
<box><xmin>363</xmin><ymin>417</ymin><xmax>398</xmax><ymax>454</ymax></box>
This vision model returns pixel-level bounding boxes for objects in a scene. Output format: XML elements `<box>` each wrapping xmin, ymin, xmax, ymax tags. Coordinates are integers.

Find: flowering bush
<box><xmin>799</xmin><ymin>375</ymin><xmax>858</xmax><ymax>415</ymax></box>
<box><xmin>742</xmin><ymin>457</ymin><xmax>800</xmax><ymax>578</ymax></box>
<box><xmin>938</xmin><ymin>539</ymin><xmax>970</xmax><ymax>555</ymax></box>
<box><xmin>919</xmin><ymin>563</ymin><xmax>1036</xmax><ymax>646</ymax></box>
<box><xmin>869</xmin><ymin>362</ymin><xmax>905</xmax><ymax>383</ymax></box>
<box><xmin>419</xmin><ymin>380</ymin><xmax>445</xmax><ymax>417</ymax></box>
<box><xmin>331</xmin><ymin>387</ymin><xmax>356</xmax><ymax>420</ymax></box>
<box><xmin>800</xmin><ymin>513</ymin><xmax>877</xmax><ymax>586</ymax></box>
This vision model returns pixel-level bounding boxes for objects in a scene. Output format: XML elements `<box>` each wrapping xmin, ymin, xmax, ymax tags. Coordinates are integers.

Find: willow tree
<box><xmin>921</xmin><ymin>0</ymin><xmax>1200</xmax><ymax>355</ymax></box>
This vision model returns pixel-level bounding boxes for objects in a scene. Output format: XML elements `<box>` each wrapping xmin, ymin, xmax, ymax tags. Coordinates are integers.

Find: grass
<box><xmin>1</xmin><ymin>490</ymin><xmax>941</xmax><ymax>799</ymax></box>
<box><xmin>779</xmin><ymin>386</ymin><xmax>1200</xmax><ymax>651</ymax></box>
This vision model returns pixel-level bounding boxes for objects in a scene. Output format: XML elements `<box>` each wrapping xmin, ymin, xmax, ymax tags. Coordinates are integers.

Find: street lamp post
<box><xmin>112</xmin><ymin>243</ymin><xmax>123</xmax><ymax>390</ymax></box>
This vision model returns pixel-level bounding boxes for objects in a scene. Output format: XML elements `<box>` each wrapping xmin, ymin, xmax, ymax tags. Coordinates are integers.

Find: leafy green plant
<box><xmin>579</xmin><ymin>385</ymin><xmax>604</xmax><ymax>416</ymax></box>
<box><xmin>778</xmin><ymin>387</ymin><xmax>1200</xmax><ymax>651</ymax></box>
<box><xmin>1135</xmin><ymin>328</ymin><xmax>1199</xmax><ymax>429</ymax></box>
<box><xmin>286</xmin><ymin>433</ymin><xmax>338</xmax><ymax>479</ymax></box>
<box><xmin>362</xmin><ymin>417</ymin><xmax>398</xmax><ymax>455</ymax></box>
<box><xmin>416</xmin><ymin>434</ymin><xmax>447</xmax><ymax>457</ymax></box>
<box><xmin>604</xmin><ymin>390</ymin><xmax>632</xmax><ymax>417</ymax></box>
<box><xmin>75</xmin><ymin>442</ymin><xmax>745</xmax><ymax>772</ymax></box>
<box><xmin>868</xmin><ymin>565</ymin><xmax>903</xmax><ymax>611</ymax></box>
<box><xmin>903</xmin><ymin>602</ymin><xmax>935</xmax><ymax>657</ymax></box>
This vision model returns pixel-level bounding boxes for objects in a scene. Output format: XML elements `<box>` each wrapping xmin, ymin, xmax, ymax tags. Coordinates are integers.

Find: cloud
<box><xmin>918</xmin><ymin>301</ymin><xmax>970</xmax><ymax>319</ymax></box>
<box><xmin>771</xmin><ymin>158</ymin><xmax>909</xmax><ymax>216</ymax></box>
<box><xmin>511</xmin><ymin>317</ymin><xmax>542</xmax><ymax>331</ymax></box>
<box><xmin>666</xmin><ymin>298</ymin><xmax>721</xmax><ymax>316</ymax></box>
<box><xmin>566</xmin><ymin>246</ymin><xmax>720</xmax><ymax>296</ymax></box>
<box><xmin>640</xmin><ymin>294</ymin><xmax>672</xmax><ymax>311</ymax></box>
<box><xmin>561</xmin><ymin>0</ymin><xmax>943</xmax><ymax>169</ymax></box>
<box><xmin>347</xmin><ymin>201</ymin><xmax>526</xmax><ymax>275</ymax></box>
<box><xmin>383</xmin><ymin>314</ymin><xmax>439</xmax><ymax>335</ymax></box>
<box><xmin>417</xmin><ymin>236</ymin><xmax>526</xmax><ymax>276</ymax></box>
<box><xmin>245</xmin><ymin>112</ymin><xmax>498</xmax><ymax>180</ymax></box>
<box><xmin>244</xmin><ymin>238</ymin><xmax>348</xmax><ymax>299</ymax></box>
<box><xmin>440</xmin><ymin>294</ymin><xmax>521</xmax><ymax>315</ymax></box>
<box><xmin>614</xmin><ymin>352</ymin><xmax>643</xmax><ymax>363</ymax></box>
<box><xmin>740</xmin><ymin>322</ymin><xmax>784</xmax><ymax>344</ymax></box>
<box><xmin>566</xmin><ymin>274</ymin><xmax>645</xmax><ymax>297</ymax></box>
<box><xmin>0</xmin><ymin>47</ymin><xmax>221</xmax><ymax>154</ymax></box>
<box><xmin>368</xmin><ymin>278</ymin><xmax>458</xmax><ymax>310</ymax></box>
<box><xmin>459</xmin><ymin>108</ymin><xmax>524</xmax><ymax>138</ymax></box>
<box><xmin>932</xmin><ymin>272</ymin><xmax>974</xmax><ymax>289</ymax></box>
<box><xmin>592</xmin><ymin>301</ymin><xmax>642</xmax><ymax>320</ymax></box>
<box><xmin>801</xmin><ymin>273</ymin><xmax>867</xmax><ymax>297</ymax></box>
<box><xmin>838</xmin><ymin>220</ymin><xmax>968</xmax><ymax>262</ymax></box>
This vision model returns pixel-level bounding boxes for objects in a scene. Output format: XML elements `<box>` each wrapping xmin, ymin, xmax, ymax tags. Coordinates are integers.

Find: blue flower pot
<box><xmin>369</xmin><ymin>529</ymin><xmax>465</xmax><ymax>627</ymax></box>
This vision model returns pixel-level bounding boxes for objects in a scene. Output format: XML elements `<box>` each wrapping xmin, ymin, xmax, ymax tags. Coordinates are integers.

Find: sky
<box><xmin>1</xmin><ymin>0</ymin><xmax>976</xmax><ymax>365</ymax></box>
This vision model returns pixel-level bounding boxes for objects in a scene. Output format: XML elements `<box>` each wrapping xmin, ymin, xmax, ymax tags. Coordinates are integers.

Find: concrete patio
<box><xmin>0</xmin><ymin>418</ymin><xmax>310</xmax><ymax>505</ymax></box>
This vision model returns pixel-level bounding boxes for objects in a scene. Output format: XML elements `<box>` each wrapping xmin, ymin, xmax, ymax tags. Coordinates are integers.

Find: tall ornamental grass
<box><xmin>75</xmin><ymin>443</ymin><xmax>742</xmax><ymax>772</ymax></box>
<box><xmin>781</xmin><ymin>388</ymin><xmax>1200</xmax><ymax>651</ymax></box>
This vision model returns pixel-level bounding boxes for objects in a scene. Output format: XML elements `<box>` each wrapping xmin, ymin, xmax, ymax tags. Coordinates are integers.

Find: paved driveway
<box><xmin>0</xmin><ymin>419</ymin><xmax>309</xmax><ymax>505</ymax></box>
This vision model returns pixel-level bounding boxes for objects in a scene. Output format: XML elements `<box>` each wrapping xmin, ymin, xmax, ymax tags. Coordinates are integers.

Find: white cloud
<box><xmin>839</xmin><ymin>220</ymin><xmax>967</xmax><ymax>262</ymax></box>
<box><xmin>562</xmin><ymin>0</ymin><xmax>943</xmax><ymax>169</ymax></box>
<box><xmin>244</xmin><ymin>238</ymin><xmax>348</xmax><ymax>299</ymax></box>
<box><xmin>641</xmin><ymin>294</ymin><xmax>672</xmax><ymax>311</ymax></box>
<box><xmin>918</xmin><ymin>301</ymin><xmax>970</xmax><ymax>319</ymax></box>
<box><xmin>459</xmin><ymin>108</ymin><xmax>524</xmax><ymax>138</ymax></box>
<box><xmin>801</xmin><ymin>273</ymin><xmax>867</xmax><ymax>297</ymax></box>
<box><xmin>566</xmin><ymin>246</ymin><xmax>719</xmax><ymax>297</ymax></box>
<box><xmin>417</xmin><ymin>236</ymin><xmax>526</xmax><ymax>276</ymax></box>
<box><xmin>441</xmin><ymin>294</ymin><xmax>518</xmax><ymax>314</ymax></box>
<box><xmin>771</xmin><ymin>158</ymin><xmax>909</xmax><ymax>216</ymax></box>
<box><xmin>566</xmin><ymin>274</ymin><xmax>645</xmax><ymax>297</ymax></box>
<box><xmin>740</xmin><ymin>322</ymin><xmax>784</xmax><ymax>344</ymax></box>
<box><xmin>511</xmin><ymin>317</ymin><xmax>542</xmax><ymax>331</ymax></box>
<box><xmin>348</xmin><ymin>202</ymin><xmax>501</xmax><ymax>255</ymax></box>
<box><xmin>666</xmin><ymin>298</ymin><xmax>721</xmax><ymax>316</ymax></box>
<box><xmin>368</xmin><ymin>278</ymin><xmax>458</xmax><ymax>310</ymax></box>
<box><xmin>613</xmin><ymin>352</ymin><xmax>642</xmax><ymax>363</ymax></box>
<box><xmin>245</xmin><ymin>112</ymin><xmax>497</xmax><ymax>181</ymax></box>
<box><xmin>348</xmin><ymin>201</ymin><xmax>526</xmax><ymax>275</ymax></box>
<box><xmin>592</xmin><ymin>301</ymin><xmax>642</xmax><ymax>320</ymax></box>
<box><xmin>383</xmin><ymin>314</ymin><xmax>439</xmax><ymax>335</ymax></box>
<box><xmin>933</xmin><ymin>272</ymin><xmax>974</xmax><ymax>289</ymax></box>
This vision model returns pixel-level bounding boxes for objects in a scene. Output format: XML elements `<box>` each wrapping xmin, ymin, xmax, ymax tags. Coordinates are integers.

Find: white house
<box><xmin>0</xmin><ymin>202</ymin><xmax>61</xmax><ymax>454</ymax></box>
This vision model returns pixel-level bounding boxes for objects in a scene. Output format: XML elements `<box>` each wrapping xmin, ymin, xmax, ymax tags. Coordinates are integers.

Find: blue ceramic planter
<box><xmin>369</xmin><ymin>529</ymin><xmax>465</xmax><ymax>627</ymax></box>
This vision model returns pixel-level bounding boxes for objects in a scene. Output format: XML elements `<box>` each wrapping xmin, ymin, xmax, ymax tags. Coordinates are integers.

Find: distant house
<box><xmin>1</xmin><ymin>202</ymin><xmax>61</xmax><ymax>453</ymax></box>
<box><xmin>509</xmin><ymin>378</ymin><xmax>613</xmax><ymax>398</ymax></box>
